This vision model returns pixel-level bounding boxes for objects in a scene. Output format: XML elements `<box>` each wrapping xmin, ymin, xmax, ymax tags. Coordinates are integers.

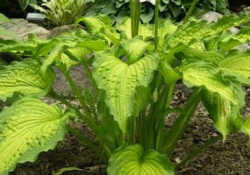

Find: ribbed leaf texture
<box><xmin>232</xmin><ymin>27</ymin><xmax>250</xmax><ymax>43</ymax></box>
<box><xmin>93</xmin><ymin>51</ymin><xmax>158</xmax><ymax>133</ymax></box>
<box><xmin>167</xmin><ymin>14</ymin><xmax>250</xmax><ymax>49</ymax></box>
<box><xmin>107</xmin><ymin>144</ymin><xmax>174</xmax><ymax>175</ymax></box>
<box><xmin>76</xmin><ymin>15</ymin><xmax>112</xmax><ymax>33</ymax></box>
<box><xmin>219</xmin><ymin>51</ymin><xmax>250</xmax><ymax>85</ymax></box>
<box><xmin>0</xmin><ymin>98</ymin><xmax>69</xmax><ymax>174</ymax></box>
<box><xmin>60</xmin><ymin>47</ymin><xmax>90</xmax><ymax>70</ymax></box>
<box><xmin>76</xmin><ymin>15</ymin><xmax>119</xmax><ymax>43</ymax></box>
<box><xmin>0</xmin><ymin>59</ymin><xmax>54</xmax><ymax>101</ymax></box>
<box><xmin>39</xmin><ymin>31</ymin><xmax>107</xmax><ymax>72</ymax></box>
<box><xmin>120</xmin><ymin>38</ymin><xmax>149</xmax><ymax>64</ymax></box>
<box><xmin>182</xmin><ymin>62</ymin><xmax>244</xmax><ymax>105</ymax></box>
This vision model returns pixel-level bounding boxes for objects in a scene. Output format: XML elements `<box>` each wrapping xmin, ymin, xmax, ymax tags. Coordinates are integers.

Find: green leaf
<box><xmin>221</xmin><ymin>27</ymin><xmax>250</xmax><ymax>47</ymax></box>
<box><xmin>159</xmin><ymin>61</ymin><xmax>180</xmax><ymax>85</ymax></box>
<box><xmin>232</xmin><ymin>27</ymin><xmax>250</xmax><ymax>43</ymax></box>
<box><xmin>41</xmin><ymin>43</ymin><xmax>64</xmax><ymax>75</ymax></box>
<box><xmin>201</xmin><ymin>90</ymin><xmax>243</xmax><ymax>140</ymax></box>
<box><xmin>167</xmin><ymin>14</ymin><xmax>250</xmax><ymax>48</ymax></box>
<box><xmin>0</xmin><ymin>98</ymin><xmax>69</xmax><ymax>174</ymax></box>
<box><xmin>93</xmin><ymin>51</ymin><xmax>159</xmax><ymax>133</ymax></box>
<box><xmin>120</xmin><ymin>38</ymin><xmax>149</xmax><ymax>64</ymax></box>
<box><xmin>75</xmin><ymin>15</ymin><xmax>119</xmax><ymax>44</ymax></box>
<box><xmin>0</xmin><ymin>13</ymin><xmax>10</xmax><ymax>24</ymax></box>
<box><xmin>182</xmin><ymin>62</ymin><xmax>244</xmax><ymax>105</ymax></box>
<box><xmin>0</xmin><ymin>59</ymin><xmax>55</xmax><ymax>101</ymax></box>
<box><xmin>158</xmin><ymin>19</ymin><xmax>177</xmax><ymax>47</ymax></box>
<box><xmin>58</xmin><ymin>47</ymin><xmax>90</xmax><ymax>71</ymax></box>
<box><xmin>178</xmin><ymin>46</ymin><xmax>224</xmax><ymax>64</ymax></box>
<box><xmin>219</xmin><ymin>52</ymin><xmax>250</xmax><ymax>85</ymax></box>
<box><xmin>117</xmin><ymin>18</ymin><xmax>153</xmax><ymax>39</ymax></box>
<box><xmin>97</xmin><ymin>110</ymin><xmax>123</xmax><ymax>155</ymax></box>
<box><xmin>107</xmin><ymin>144</ymin><xmax>174</xmax><ymax>175</ymax></box>
<box><xmin>76</xmin><ymin>15</ymin><xmax>112</xmax><ymax>33</ymax></box>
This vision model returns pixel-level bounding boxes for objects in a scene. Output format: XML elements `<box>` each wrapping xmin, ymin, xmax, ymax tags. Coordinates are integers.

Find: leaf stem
<box><xmin>49</xmin><ymin>89</ymin><xmax>75</xmax><ymax>109</ymax></box>
<box><xmin>49</xmin><ymin>89</ymin><xmax>97</xmax><ymax>131</ymax></box>
<box><xmin>154</xmin><ymin>0</ymin><xmax>160</xmax><ymax>50</ymax></box>
<box><xmin>64</xmin><ymin>49</ymin><xmax>98</xmax><ymax>94</ymax></box>
<box><xmin>164</xmin><ymin>88</ymin><xmax>201</xmax><ymax>156</ymax></box>
<box><xmin>61</xmin><ymin>70</ymin><xmax>98</xmax><ymax>133</ymax></box>
<box><xmin>130</xmin><ymin>0</ymin><xmax>141</xmax><ymax>37</ymax></box>
<box><xmin>183</xmin><ymin>0</ymin><xmax>200</xmax><ymax>23</ymax></box>
<box><xmin>165</xmin><ymin>82</ymin><xmax>176</xmax><ymax>109</ymax></box>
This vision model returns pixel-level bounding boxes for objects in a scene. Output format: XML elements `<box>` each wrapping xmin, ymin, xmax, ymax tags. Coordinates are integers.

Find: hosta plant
<box><xmin>31</xmin><ymin>0</ymin><xmax>89</xmax><ymax>26</ymax></box>
<box><xmin>0</xmin><ymin>0</ymin><xmax>250</xmax><ymax>174</ymax></box>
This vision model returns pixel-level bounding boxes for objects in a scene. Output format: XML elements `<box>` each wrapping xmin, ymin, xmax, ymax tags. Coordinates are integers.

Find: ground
<box><xmin>8</xmin><ymin>66</ymin><xmax>250</xmax><ymax>175</ymax></box>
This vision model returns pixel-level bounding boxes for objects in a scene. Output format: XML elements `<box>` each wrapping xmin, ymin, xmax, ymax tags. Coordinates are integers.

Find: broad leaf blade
<box><xmin>219</xmin><ymin>52</ymin><xmax>250</xmax><ymax>86</ymax></box>
<box><xmin>120</xmin><ymin>38</ymin><xmax>149</xmax><ymax>64</ymax></box>
<box><xmin>0</xmin><ymin>59</ymin><xmax>55</xmax><ymax>101</ymax></box>
<box><xmin>0</xmin><ymin>98</ymin><xmax>69</xmax><ymax>174</ymax></box>
<box><xmin>107</xmin><ymin>145</ymin><xmax>174</xmax><ymax>175</ymax></box>
<box><xmin>93</xmin><ymin>51</ymin><xmax>158</xmax><ymax>133</ymax></box>
<box><xmin>167</xmin><ymin>14</ymin><xmax>250</xmax><ymax>48</ymax></box>
<box><xmin>76</xmin><ymin>15</ymin><xmax>112</xmax><ymax>33</ymax></box>
<box><xmin>182</xmin><ymin>62</ymin><xmax>244</xmax><ymax>105</ymax></box>
<box><xmin>201</xmin><ymin>90</ymin><xmax>243</xmax><ymax>139</ymax></box>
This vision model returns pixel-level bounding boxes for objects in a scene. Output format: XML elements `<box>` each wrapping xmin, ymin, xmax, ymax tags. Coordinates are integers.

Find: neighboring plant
<box><xmin>31</xmin><ymin>0</ymin><xmax>88</xmax><ymax>25</ymax></box>
<box><xmin>89</xmin><ymin>0</ymin><xmax>229</xmax><ymax>23</ymax></box>
<box><xmin>0</xmin><ymin>0</ymin><xmax>250</xmax><ymax>174</ymax></box>
<box><xmin>18</xmin><ymin>0</ymin><xmax>37</xmax><ymax>10</ymax></box>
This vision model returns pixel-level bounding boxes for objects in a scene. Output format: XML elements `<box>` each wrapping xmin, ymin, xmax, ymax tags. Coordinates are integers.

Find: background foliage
<box><xmin>88</xmin><ymin>0</ymin><xmax>229</xmax><ymax>23</ymax></box>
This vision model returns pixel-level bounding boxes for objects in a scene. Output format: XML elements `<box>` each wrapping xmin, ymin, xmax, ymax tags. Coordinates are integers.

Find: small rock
<box><xmin>49</xmin><ymin>24</ymin><xmax>79</xmax><ymax>38</ymax></box>
<box><xmin>236</xmin><ymin>43</ymin><xmax>250</xmax><ymax>52</ymax></box>
<box><xmin>202</xmin><ymin>11</ymin><xmax>240</xmax><ymax>35</ymax></box>
<box><xmin>0</xmin><ymin>18</ymin><xmax>50</xmax><ymax>40</ymax></box>
<box><xmin>202</xmin><ymin>11</ymin><xmax>223</xmax><ymax>23</ymax></box>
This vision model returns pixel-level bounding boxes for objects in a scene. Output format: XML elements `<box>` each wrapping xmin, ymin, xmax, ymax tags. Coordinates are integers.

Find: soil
<box><xmin>8</xmin><ymin>66</ymin><xmax>250</xmax><ymax>175</ymax></box>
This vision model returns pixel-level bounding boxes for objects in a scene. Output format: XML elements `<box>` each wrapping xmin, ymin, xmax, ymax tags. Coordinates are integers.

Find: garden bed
<box><xmin>1</xmin><ymin>1</ymin><xmax>250</xmax><ymax>175</ymax></box>
<box><xmin>8</xmin><ymin>66</ymin><xmax>250</xmax><ymax>175</ymax></box>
